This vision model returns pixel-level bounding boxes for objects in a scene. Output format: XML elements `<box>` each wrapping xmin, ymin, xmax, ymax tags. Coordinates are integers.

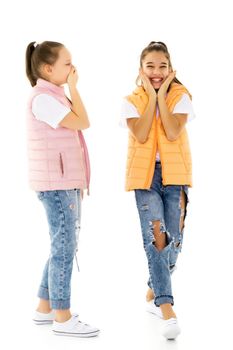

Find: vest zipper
<box><xmin>144</xmin><ymin>117</ymin><xmax>157</xmax><ymax>188</ymax></box>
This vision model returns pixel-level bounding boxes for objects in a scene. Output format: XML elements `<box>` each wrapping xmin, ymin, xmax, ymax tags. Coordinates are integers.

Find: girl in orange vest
<box><xmin>121</xmin><ymin>41</ymin><xmax>194</xmax><ymax>340</ymax></box>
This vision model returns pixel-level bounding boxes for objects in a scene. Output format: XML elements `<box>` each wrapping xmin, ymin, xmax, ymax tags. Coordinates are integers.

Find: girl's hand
<box><xmin>67</xmin><ymin>65</ymin><xmax>78</xmax><ymax>88</ymax></box>
<box><xmin>139</xmin><ymin>69</ymin><xmax>157</xmax><ymax>100</ymax></box>
<box><xmin>158</xmin><ymin>70</ymin><xmax>176</xmax><ymax>98</ymax></box>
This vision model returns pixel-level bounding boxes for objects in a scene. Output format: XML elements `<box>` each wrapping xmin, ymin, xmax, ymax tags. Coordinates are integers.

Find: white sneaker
<box><xmin>146</xmin><ymin>300</ymin><xmax>163</xmax><ymax>319</ymax></box>
<box><xmin>33</xmin><ymin>310</ymin><xmax>55</xmax><ymax>325</ymax></box>
<box><xmin>162</xmin><ymin>318</ymin><xmax>181</xmax><ymax>340</ymax></box>
<box><xmin>52</xmin><ymin>314</ymin><xmax>100</xmax><ymax>337</ymax></box>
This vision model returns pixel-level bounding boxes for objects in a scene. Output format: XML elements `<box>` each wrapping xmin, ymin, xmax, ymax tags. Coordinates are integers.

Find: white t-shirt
<box><xmin>120</xmin><ymin>93</ymin><xmax>195</xmax><ymax>128</ymax></box>
<box><xmin>32</xmin><ymin>94</ymin><xmax>71</xmax><ymax>128</ymax></box>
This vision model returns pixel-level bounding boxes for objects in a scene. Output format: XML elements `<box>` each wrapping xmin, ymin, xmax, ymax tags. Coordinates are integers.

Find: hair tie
<box><xmin>149</xmin><ymin>41</ymin><xmax>167</xmax><ymax>49</ymax></box>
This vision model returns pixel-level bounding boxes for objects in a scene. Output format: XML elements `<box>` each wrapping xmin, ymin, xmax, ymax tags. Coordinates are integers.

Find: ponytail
<box><xmin>25</xmin><ymin>42</ymin><xmax>37</xmax><ymax>86</ymax></box>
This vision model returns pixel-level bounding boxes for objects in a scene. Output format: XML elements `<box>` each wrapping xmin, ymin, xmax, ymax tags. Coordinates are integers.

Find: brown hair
<box><xmin>25</xmin><ymin>41</ymin><xmax>64</xmax><ymax>86</ymax></box>
<box><xmin>137</xmin><ymin>41</ymin><xmax>182</xmax><ymax>86</ymax></box>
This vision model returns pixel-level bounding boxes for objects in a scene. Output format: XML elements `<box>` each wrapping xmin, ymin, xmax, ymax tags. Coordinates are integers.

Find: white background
<box><xmin>0</xmin><ymin>0</ymin><xmax>233</xmax><ymax>349</ymax></box>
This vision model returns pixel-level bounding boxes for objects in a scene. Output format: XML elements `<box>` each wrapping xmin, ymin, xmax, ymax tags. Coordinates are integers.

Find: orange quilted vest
<box><xmin>125</xmin><ymin>83</ymin><xmax>192</xmax><ymax>191</ymax></box>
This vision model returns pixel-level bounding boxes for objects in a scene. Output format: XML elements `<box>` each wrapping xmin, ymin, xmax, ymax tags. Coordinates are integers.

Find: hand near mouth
<box><xmin>139</xmin><ymin>68</ymin><xmax>157</xmax><ymax>100</ymax></box>
<box><xmin>67</xmin><ymin>65</ymin><xmax>78</xmax><ymax>88</ymax></box>
<box><xmin>158</xmin><ymin>71</ymin><xmax>176</xmax><ymax>98</ymax></box>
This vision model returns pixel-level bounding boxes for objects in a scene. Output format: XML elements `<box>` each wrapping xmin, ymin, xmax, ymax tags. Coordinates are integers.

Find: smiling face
<box><xmin>141</xmin><ymin>51</ymin><xmax>171</xmax><ymax>89</ymax></box>
<box><xmin>42</xmin><ymin>46</ymin><xmax>72</xmax><ymax>86</ymax></box>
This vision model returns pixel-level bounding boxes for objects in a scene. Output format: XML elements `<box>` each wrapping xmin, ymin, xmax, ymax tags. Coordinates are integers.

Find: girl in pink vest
<box><xmin>26</xmin><ymin>41</ymin><xmax>99</xmax><ymax>337</ymax></box>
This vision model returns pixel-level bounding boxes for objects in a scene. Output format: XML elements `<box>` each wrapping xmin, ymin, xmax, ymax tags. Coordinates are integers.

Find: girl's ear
<box><xmin>42</xmin><ymin>64</ymin><xmax>53</xmax><ymax>76</ymax></box>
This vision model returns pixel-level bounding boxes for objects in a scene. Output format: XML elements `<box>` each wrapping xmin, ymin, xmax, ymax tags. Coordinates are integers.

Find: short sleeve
<box><xmin>119</xmin><ymin>98</ymin><xmax>140</xmax><ymax>128</ymax></box>
<box><xmin>172</xmin><ymin>94</ymin><xmax>195</xmax><ymax>122</ymax></box>
<box><xmin>32</xmin><ymin>94</ymin><xmax>71</xmax><ymax>128</ymax></box>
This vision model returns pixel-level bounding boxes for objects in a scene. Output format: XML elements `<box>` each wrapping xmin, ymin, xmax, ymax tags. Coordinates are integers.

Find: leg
<box><xmin>37</xmin><ymin>298</ymin><xmax>51</xmax><ymax>313</ymax></box>
<box><xmin>135</xmin><ymin>188</ymin><xmax>174</xmax><ymax>311</ymax></box>
<box><xmin>146</xmin><ymin>221</ymin><xmax>167</xmax><ymax>302</ymax></box>
<box><xmin>179</xmin><ymin>188</ymin><xmax>187</xmax><ymax>233</ymax></box>
<box><xmin>152</xmin><ymin>220</ymin><xmax>167</xmax><ymax>251</ymax></box>
<box><xmin>146</xmin><ymin>287</ymin><xmax>155</xmax><ymax>302</ymax></box>
<box><xmin>36</xmin><ymin>260</ymin><xmax>52</xmax><ymax>313</ymax></box>
<box><xmin>161</xmin><ymin>186</ymin><xmax>188</xmax><ymax>319</ymax></box>
<box><xmin>36</xmin><ymin>189</ymin><xmax>81</xmax><ymax>322</ymax></box>
<box><xmin>145</xmin><ymin>186</ymin><xmax>188</xmax><ymax>326</ymax></box>
<box><xmin>151</xmin><ymin>219</ymin><xmax>176</xmax><ymax>320</ymax></box>
<box><xmin>164</xmin><ymin>186</ymin><xmax>188</xmax><ymax>271</ymax></box>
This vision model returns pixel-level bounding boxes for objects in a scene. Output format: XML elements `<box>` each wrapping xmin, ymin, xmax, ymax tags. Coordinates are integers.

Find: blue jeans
<box><xmin>135</xmin><ymin>163</ymin><xmax>188</xmax><ymax>306</ymax></box>
<box><xmin>36</xmin><ymin>189</ymin><xmax>81</xmax><ymax>309</ymax></box>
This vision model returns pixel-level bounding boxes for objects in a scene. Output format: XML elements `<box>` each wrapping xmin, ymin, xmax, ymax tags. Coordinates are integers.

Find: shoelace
<box><xmin>165</xmin><ymin>318</ymin><xmax>177</xmax><ymax>325</ymax></box>
<box><xmin>73</xmin><ymin>314</ymin><xmax>90</xmax><ymax>327</ymax></box>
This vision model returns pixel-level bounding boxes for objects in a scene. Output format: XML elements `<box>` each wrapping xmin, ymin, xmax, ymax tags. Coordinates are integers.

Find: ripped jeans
<box><xmin>135</xmin><ymin>163</ymin><xmax>188</xmax><ymax>306</ymax></box>
<box><xmin>36</xmin><ymin>189</ymin><xmax>81</xmax><ymax>309</ymax></box>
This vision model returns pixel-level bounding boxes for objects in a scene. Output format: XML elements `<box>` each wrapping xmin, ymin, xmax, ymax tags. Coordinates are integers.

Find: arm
<box><xmin>127</xmin><ymin>70</ymin><xmax>157</xmax><ymax>143</ymax></box>
<box><xmin>59</xmin><ymin>66</ymin><xmax>90</xmax><ymax>130</ymax></box>
<box><xmin>157</xmin><ymin>94</ymin><xmax>188</xmax><ymax>141</ymax></box>
<box><xmin>127</xmin><ymin>96</ymin><xmax>156</xmax><ymax>143</ymax></box>
<box><xmin>157</xmin><ymin>71</ymin><xmax>187</xmax><ymax>141</ymax></box>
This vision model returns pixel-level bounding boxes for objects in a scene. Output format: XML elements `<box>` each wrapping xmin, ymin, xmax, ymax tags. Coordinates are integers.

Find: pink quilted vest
<box><xmin>27</xmin><ymin>78</ymin><xmax>90</xmax><ymax>191</ymax></box>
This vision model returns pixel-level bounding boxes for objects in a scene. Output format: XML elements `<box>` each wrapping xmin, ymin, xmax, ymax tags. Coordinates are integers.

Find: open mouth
<box><xmin>150</xmin><ymin>78</ymin><xmax>163</xmax><ymax>84</ymax></box>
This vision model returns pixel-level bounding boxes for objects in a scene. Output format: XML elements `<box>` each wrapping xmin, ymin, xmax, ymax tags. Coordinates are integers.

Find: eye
<box><xmin>146</xmin><ymin>65</ymin><xmax>154</xmax><ymax>68</ymax></box>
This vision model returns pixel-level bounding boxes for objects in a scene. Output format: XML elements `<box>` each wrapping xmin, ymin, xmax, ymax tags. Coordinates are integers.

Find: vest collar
<box><xmin>36</xmin><ymin>79</ymin><xmax>65</xmax><ymax>97</ymax></box>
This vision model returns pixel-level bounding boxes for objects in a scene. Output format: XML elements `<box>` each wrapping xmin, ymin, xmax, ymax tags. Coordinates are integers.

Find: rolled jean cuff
<box><xmin>38</xmin><ymin>286</ymin><xmax>49</xmax><ymax>300</ymax></box>
<box><xmin>155</xmin><ymin>295</ymin><xmax>174</xmax><ymax>306</ymax></box>
<box><xmin>50</xmin><ymin>298</ymin><xmax>70</xmax><ymax>310</ymax></box>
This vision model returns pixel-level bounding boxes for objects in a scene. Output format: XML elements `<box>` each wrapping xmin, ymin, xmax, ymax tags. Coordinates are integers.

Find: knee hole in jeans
<box><xmin>152</xmin><ymin>220</ymin><xmax>169</xmax><ymax>251</ymax></box>
<box><xmin>179</xmin><ymin>189</ymin><xmax>188</xmax><ymax>232</ymax></box>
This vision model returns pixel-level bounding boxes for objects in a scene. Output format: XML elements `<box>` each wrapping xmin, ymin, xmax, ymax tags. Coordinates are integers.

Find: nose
<box><xmin>152</xmin><ymin>67</ymin><xmax>162</xmax><ymax>76</ymax></box>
